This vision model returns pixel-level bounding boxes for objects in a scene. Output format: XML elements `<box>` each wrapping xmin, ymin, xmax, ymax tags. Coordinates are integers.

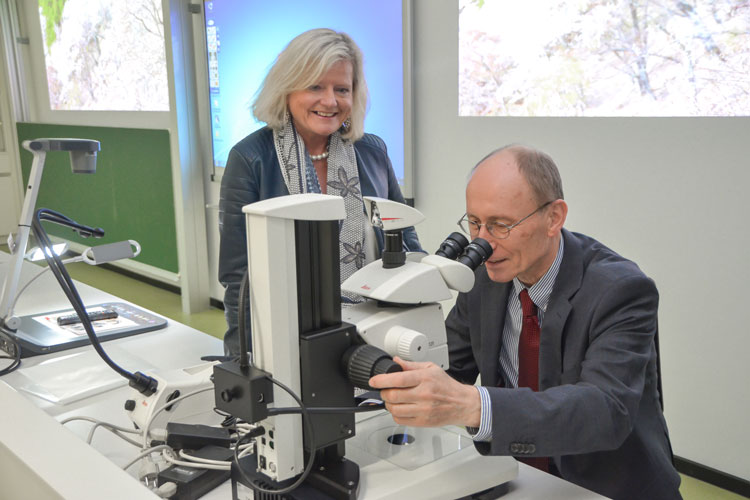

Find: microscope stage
<box><xmin>346</xmin><ymin>412</ymin><xmax>518</xmax><ymax>499</ymax></box>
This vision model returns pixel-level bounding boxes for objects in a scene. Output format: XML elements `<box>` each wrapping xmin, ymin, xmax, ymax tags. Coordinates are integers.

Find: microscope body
<box><xmin>342</xmin><ymin>197</ymin><xmax>480</xmax><ymax>368</ymax></box>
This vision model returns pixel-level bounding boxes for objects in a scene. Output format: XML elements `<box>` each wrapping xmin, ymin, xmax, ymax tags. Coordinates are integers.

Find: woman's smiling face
<box><xmin>287</xmin><ymin>59</ymin><xmax>353</xmax><ymax>148</ymax></box>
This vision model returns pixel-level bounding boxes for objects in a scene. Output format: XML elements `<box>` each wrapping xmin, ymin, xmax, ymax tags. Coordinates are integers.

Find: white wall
<box><xmin>411</xmin><ymin>0</ymin><xmax>750</xmax><ymax>481</ymax></box>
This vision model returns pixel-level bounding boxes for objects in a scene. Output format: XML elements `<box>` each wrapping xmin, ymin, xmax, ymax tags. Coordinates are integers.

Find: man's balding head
<box><xmin>470</xmin><ymin>144</ymin><xmax>564</xmax><ymax>206</ymax></box>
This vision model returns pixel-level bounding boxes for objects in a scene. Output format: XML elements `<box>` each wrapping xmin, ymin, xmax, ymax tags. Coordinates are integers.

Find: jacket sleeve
<box><xmin>482</xmin><ymin>273</ymin><xmax>659</xmax><ymax>457</ymax></box>
<box><xmin>218</xmin><ymin>146</ymin><xmax>259</xmax><ymax>355</ymax></box>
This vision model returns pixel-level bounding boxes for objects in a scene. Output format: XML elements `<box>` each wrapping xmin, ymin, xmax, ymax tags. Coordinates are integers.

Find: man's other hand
<box><xmin>369</xmin><ymin>357</ymin><xmax>481</xmax><ymax>428</ymax></box>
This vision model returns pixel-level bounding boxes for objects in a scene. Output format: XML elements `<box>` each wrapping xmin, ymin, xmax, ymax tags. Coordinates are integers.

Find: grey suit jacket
<box><xmin>446</xmin><ymin>229</ymin><xmax>681</xmax><ymax>500</ymax></box>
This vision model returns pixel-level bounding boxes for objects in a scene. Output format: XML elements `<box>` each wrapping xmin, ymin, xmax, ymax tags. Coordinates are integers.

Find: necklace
<box><xmin>310</xmin><ymin>150</ymin><xmax>329</xmax><ymax>161</ymax></box>
<box><xmin>310</xmin><ymin>139</ymin><xmax>330</xmax><ymax>161</ymax></box>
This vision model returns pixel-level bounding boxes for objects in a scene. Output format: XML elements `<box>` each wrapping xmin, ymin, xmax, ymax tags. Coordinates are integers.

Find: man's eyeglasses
<box><xmin>458</xmin><ymin>201</ymin><xmax>553</xmax><ymax>240</ymax></box>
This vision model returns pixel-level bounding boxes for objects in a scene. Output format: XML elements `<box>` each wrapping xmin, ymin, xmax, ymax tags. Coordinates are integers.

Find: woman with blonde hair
<box><xmin>219</xmin><ymin>28</ymin><xmax>421</xmax><ymax>355</ymax></box>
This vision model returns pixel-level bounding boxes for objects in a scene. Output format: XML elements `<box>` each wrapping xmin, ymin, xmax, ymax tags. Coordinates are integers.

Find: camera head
<box><xmin>24</xmin><ymin>138</ymin><xmax>100</xmax><ymax>174</ymax></box>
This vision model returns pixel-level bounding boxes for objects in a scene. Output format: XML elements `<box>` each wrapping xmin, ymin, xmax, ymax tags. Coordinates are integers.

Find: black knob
<box><xmin>341</xmin><ymin>344</ymin><xmax>402</xmax><ymax>390</ymax></box>
<box><xmin>124</xmin><ymin>399</ymin><xmax>136</xmax><ymax>411</ymax></box>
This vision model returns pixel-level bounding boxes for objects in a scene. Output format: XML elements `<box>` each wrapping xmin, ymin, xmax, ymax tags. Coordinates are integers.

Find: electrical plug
<box><xmin>138</xmin><ymin>456</ymin><xmax>159</xmax><ymax>489</ymax></box>
<box><xmin>155</xmin><ymin>481</ymin><xmax>177</xmax><ymax>498</ymax></box>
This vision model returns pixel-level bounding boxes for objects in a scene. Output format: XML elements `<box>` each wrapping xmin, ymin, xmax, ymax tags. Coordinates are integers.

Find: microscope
<box><xmin>211</xmin><ymin>193</ymin><xmax>518</xmax><ymax>499</ymax></box>
<box><xmin>341</xmin><ymin>197</ymin><xmax>492</xmax><ymax>370</ymax></box>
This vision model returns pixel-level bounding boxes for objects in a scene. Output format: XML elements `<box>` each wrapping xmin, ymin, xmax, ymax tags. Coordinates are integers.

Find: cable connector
<box><xmin>138</xmin><ymin>456</ymin><xmax>159</xmax><ymax>489</ymax></box>
<box><xmin>129</xmin><ymin>371</ymin><xmax>159</xmax><ymax>395</ymax></box>
<box><xmin>246</xmin><ymin>425</ymin><xmax>265</xmax><ymax>439</ymax></box>
<box><xmin>149</xmin><ymin>428</ymin><xmax>168</xmax><ymax>445</ymax></box>
<box><xmin>154</xmin><ymin>482</ymin><xmax>177</xmax><ymax>498</ymax></box>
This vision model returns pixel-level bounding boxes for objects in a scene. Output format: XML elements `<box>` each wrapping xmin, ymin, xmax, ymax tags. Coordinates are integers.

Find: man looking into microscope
<box><xmin>369</xmin><ymin>144</ymin><xmax>681</xmax><ymax>500</ymax></box>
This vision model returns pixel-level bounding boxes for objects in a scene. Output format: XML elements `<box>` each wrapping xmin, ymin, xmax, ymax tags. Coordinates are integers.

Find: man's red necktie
<box><xmin>517</xmin><ymin>288</ymin><xmax>550</xmax><ymax>473</ymax></box>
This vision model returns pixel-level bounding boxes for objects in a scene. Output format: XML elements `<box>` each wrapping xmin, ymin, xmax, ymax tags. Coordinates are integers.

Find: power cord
<box><xmin>162</xmin><ymin>449</ymin><xmax>230</xmax><ymax>471</ymax></box>
<box><xmin>268</xmin><ymin>403</ymin><xmax>385</xmax><ymax>415</ymax></box>
<box><xmin>60</xmin><ymin>415</ymin><xmax>143</xmax><ymax>447</ymax></box>
<box><xmin>123</xmin><ymin>444</ymin><xmax>173</xmax><ymax>471</ymax></box>
<box><xmin>140</xmin><ymin>386</ymin><xmax>216</xmax><ymax>450</ymax></box>
<box><xmin>177</xmin><ymin>449</ymin><xmax>233</xmax><ymax>468</ymax></box>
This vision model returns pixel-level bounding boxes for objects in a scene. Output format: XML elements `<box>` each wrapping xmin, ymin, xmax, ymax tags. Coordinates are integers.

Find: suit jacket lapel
<box><xmin>479</xmin><ymin>277</ymin><xmax>511</xmax><ymax>387</ymax></box>
<box><xmin>539</xmin><ymin>229</ymin><xmax>582</xmax><ymax>390</ymax></box>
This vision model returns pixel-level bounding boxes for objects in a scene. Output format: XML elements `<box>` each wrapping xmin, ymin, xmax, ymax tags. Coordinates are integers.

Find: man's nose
<box><xmin>475</xmin><ymin>225</ymin><xmax>499</xmax><ymax>253</ymax></box>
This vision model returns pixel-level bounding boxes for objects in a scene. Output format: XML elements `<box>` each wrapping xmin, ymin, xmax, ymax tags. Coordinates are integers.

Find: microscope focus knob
<box><xmin>341</xmin><ymin>344</ymin><xmax>402</xmax><ymax>390</ymax></box>
<box><xmin>385</xmin><ymin>326</ymin><xmax>428</xmax><ymax>361</ymax></box>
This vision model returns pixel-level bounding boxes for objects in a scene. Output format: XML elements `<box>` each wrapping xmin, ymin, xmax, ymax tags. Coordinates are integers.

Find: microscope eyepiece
<box><xmin>436</xmin><ymin>232</ymin><xmax>491</xmax><ymax>271</ymax></box>
<box><xmin>435</xmin><ymin>231</ymin><xmax>469</xmax><ymax>260</ymax></box>
<box><xmin>457</xmin><ymin>238</ymin><xmax>492</xmax><ymax>271</ymax></box>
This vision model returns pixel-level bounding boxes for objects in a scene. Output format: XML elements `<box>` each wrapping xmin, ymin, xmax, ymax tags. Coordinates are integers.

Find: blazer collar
<box><xmin>538</xmin><ymin>228</ymin><xmax>583</xmax><ymax>388</ymax></box>
<box><xmin>478</xmin><ymin>273</ymin><xmax>511</xmax><ymax>387</ymax></box>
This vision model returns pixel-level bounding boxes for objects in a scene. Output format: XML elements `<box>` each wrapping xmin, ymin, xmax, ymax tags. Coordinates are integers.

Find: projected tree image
<box><xmin>38</xmin><ymin>0</ymin><xmax>169</xmax><ymax>111</ymax></box>
<box><xmin>459</xmin><ymin>0</ymin><xmax>750</xmax><ymax>116</ymax></box>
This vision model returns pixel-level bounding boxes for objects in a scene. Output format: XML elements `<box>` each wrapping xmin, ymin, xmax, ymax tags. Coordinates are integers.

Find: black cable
<box><xmin>0</xmin><ymin>326</ymin><xmax>22</xmax><ymax>376</ymax></box>
<box><xmin>237</xmin><ymin>270</ymin><xmax>250</xmax><ymax>369</ymax></box>
<box><xmin>32</xmin><ymin>210</ymin><xmax>129</xmax><ymax>380</ymax></box>
<box><xmin>32</xmin><ymin>210</ymin><xmax>104</xmax><ymax>238</ymax></box>
<box><xmin>31</xmin><ymin>209</ymin><xmax>157</xmax><ymax>394</ymax></box>
<box><xmin>0</xmin><ymin>210</ymin><xmax>95</xmax><ymax>377</ymax></box>
<box><xmin>268</xmin><ymin>403</ymin><xmax>385</xmax><ymax>416</ymax></box>
<box><xmin>234</xmin><ymin>375</ymin><xmax>316</xmax><ymax>497</ymax></box>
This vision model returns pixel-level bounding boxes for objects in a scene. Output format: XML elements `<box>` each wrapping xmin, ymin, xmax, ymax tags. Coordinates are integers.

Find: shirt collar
<box><xmin>512</xmin><ymin>235</ymin><xmax>565</xmax><ymax>312</ymax></box>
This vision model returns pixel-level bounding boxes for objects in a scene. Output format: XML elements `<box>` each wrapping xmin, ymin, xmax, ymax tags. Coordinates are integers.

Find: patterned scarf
<box><xmin>273</xmin><ymin>115</ymin><xmax>367</xmax><ymax>302</ymax></box>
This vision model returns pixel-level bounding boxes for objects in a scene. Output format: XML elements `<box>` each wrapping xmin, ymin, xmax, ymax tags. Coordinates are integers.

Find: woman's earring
<box><xmin>342</xmin><ymin>118</ymin><xmax>351</xmax><ymax>131</ymax></box>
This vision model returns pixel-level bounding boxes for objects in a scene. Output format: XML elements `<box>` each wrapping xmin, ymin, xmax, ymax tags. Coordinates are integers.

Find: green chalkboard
<box><xmin>16</xmin><ymin>123</ymin><xmax>178</xmax><ymax>273</ymax></box>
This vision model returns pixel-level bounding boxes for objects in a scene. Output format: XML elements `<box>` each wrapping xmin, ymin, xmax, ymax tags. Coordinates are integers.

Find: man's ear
<box><xmin>546</xmin><ymin>199</ymin><xmax>568</xmax><ymax>236</ymax></box>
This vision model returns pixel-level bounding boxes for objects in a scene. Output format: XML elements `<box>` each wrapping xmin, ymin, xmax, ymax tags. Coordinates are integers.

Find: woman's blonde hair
<box><xmin>253</xmin><ymin>28</ymin><xmax>368</xmax><ymax>141</ymax></box>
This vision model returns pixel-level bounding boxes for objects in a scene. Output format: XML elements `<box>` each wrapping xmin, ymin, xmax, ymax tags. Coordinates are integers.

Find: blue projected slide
<box><xmin>203</xmin><ymin>0</ymin><xmax>405</xmax><ymax>184</ymax></box>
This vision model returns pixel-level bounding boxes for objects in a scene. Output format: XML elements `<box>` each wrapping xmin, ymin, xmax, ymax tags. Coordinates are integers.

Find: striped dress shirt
<box><xmin>471</xmin><ymin>237</ymin><xmax>564</xmax><ymax>442</ymax></box>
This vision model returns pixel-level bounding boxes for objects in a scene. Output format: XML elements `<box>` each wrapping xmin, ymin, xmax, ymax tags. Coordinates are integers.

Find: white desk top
<box><xmin>0</xmin><ymin>252</ymin><xmax>605</xmax><ymax>499</ymax></box>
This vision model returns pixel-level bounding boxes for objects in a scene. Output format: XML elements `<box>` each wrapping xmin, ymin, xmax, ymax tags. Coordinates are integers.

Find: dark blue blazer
<box><xmin>446</xmin><ymin>229</ymin><xmax>681</xmax><ymax>500</ymax></box>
